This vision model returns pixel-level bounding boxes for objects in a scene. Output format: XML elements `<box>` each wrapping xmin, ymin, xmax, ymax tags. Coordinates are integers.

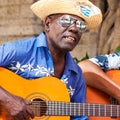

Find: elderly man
<box><xmin>0</xmin><ymin>0</ymin><xmax>102</xmax><ymax>119</ymax></box>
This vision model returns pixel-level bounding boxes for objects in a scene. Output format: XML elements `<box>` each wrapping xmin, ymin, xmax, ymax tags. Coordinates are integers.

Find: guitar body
<box><xmin>0</xmin><ymin>67</ymin><xmax>70</xmax><ymax>120</ymax></box>
<box><xmin>86</xmin><ymin>70</ymin><xmax>120</xmax><ymax>120</ymax></box>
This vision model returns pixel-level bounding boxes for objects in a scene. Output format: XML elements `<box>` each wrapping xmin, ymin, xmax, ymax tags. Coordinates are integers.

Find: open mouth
<box><xmin>65</xmin><ymin>36</ymin><xmax>75</xmax><ymax>42</ymax></box>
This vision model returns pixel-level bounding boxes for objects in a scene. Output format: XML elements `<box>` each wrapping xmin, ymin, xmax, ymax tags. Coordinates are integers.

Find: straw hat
<box><xmin>31</xmin><ymin>0</ymin><xmax>102</xmax><ymax>29</ymax></box>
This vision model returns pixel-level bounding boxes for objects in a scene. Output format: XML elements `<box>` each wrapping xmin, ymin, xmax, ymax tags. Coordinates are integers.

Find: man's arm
<box><xmin>78</xmin><ymin>60</ymin><xmax>120</xmax><ymax>104</ymax></box>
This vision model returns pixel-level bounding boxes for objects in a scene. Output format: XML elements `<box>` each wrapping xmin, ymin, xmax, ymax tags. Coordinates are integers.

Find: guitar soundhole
<box><xmin>32</xmin><ymin>98</ymin><xmax>47</xmax><ymax>117</ymax></box>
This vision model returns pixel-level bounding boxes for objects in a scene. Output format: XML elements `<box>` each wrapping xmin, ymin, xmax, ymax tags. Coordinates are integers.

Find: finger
<box><xmin>23</xmin><ymin>110</ymin><xmax>31</xmax><ymax>120</ymax></box>
<box><xmin>26</xmin><ymin>107</ymin><xmax>35</xmax><ymax>119</ymax></box>
<box><xmin>25</xmin><ymin>100</ymin><xmax>32</xmax><ymax>105</ymax></box>
<box><xmin>23</xmin><ymin>114</ymin><xmax>30</xmax><ymax>120</ymax></box>
<box><xmin>25</xmin><ymin>100</ymin><xmax>34</xmax><ymax>119</ymax></box>
<box><xmin>13</xmin><ymin>110</ymin><xmax>29</xmax><ymax>120</ymax></box>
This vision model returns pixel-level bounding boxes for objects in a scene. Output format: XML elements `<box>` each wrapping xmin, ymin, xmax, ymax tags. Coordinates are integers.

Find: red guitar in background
<box><xmin>87</xmin><ymin>70</ymin><xmax>120</xmax><ymax>120</ymax></box>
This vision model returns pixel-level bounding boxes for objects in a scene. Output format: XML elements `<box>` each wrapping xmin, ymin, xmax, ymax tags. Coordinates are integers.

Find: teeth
<box><xmin>66</xmin><ymin>36</ymin><xmax>75</xmax><ymax>41</ymax></box>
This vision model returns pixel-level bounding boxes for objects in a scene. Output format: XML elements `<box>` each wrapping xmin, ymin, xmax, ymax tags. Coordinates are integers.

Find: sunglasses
<box><xmin>57</xmin><ymin>15</ymin><xmax>87</xmax><ymax>33</ymax></box>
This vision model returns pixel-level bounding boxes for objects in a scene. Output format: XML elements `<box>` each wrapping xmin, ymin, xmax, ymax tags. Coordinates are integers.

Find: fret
<box><xmin>100</xmin><ymin>104</ymin><xmax>101</xmax><ymax>116</ymax></box>
<box><xmin>85</xmin><ymin>103</ymin><xmax>89</xmax><ymax>116</ymax></box>
<box><xmin>69</xmin><ymin>102</ymin><xmax>71</xmax><ymax>115</ymax></box>
<box><xmin>85</xmin><ymin>104</ymin><xmax>88</xmax><ymax>116</ymax></box>
<box><xmin>104</xmin><ymin>104</ymin><xmax>106</xmax><ymax>116</ymax></box>
<box><xmin>90</xmin><ymin>104</ymin><xmax>93</xmax><ymax>116</ymax></box>
<box><xmin>77</xmin><ymin>103</ymin><xmax>80</xmax><ymax>115</ymax></box>
<box><xmin>51</xmin><ymin>101</ymin><xmax>54</xmax><ymax>115</ymax></box>
<box><xmin>110</xmin><ymin>105</ymin><xmax>112</xmax><ymax>116</ymax></box>
<box><xmin>64</xmin><ymin>102</ymin><xmax>67</xmax><ymax>115</ymax></box>
<box><xmin>117</xmin><ymin>105</ymin><xmax>119</xmax><ymax>117</ymax></box>
<box><xmin>79</xmin><ymin>103</ymin><xmax>82</xmax><ymax>116</ymax></box>
<box><xmin>55</xmin><ymin>102</ymin><xmax>61</xmax><ymax>115</ymax></box>
<box><xmin>93</xmin><ymin>104</ymin><xmax>95</xmax><ymax>116</ymax></box>
<box><xmin>46</xmin><ymin>101</ymin><xmax>50</xmax><ymax>115</ymax></box>
<box><xmin>98</xmin><ymin>104</ymin><xmax>100</xmax><ymax>116</ymax></box>
<box><xmin>67</xmin><ymin>102</ymin><xmax>70</xmax><ymax>116</ymax></box>
<box><xmin>59</xmin><ymin>102</ymin><xmax>62</xmax><ymax>115</ymax></box>
<box><xmin>87</xmin><ymin>103</ymin><xmax>90</xmax><ymax>116</ymax></box>
<box><xmin>83</xmin><ymin>103</ymin><xmax>86</xmax><ymax>116</ymax></box>
<box><xmin>73</xmin><ymin>103</ymin><xmax>76</xmax><ymax>116</ymax></box>
<box><xmin>70</xmin><ymin>103</ymin><xmax>73</xmax><ymax>116</ymax></box>
<box><xmin>61</xmin><ymin>102</ymin><xmax>64</xmax><ymax>115</ymax></box>
<box><xmin>80</xmin><ymin>103</ymin><xmax>84</xmax><ymax>116</ymax></box>
<box><xmin>55</xmin><ymin>101</ymin><xmax>58</xmax><ymax>115</ymax></box>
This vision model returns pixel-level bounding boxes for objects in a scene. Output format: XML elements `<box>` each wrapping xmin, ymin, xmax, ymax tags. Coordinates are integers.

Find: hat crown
<box><xmin>31</xmin><ymin>0</ymin><xmax>102</xmax><ymax>29</ymax></box>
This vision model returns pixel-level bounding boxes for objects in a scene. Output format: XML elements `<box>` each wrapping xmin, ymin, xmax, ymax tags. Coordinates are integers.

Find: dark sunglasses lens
<box><xmin>76</xmin><ymin>20</ymin><xmax>87</xmax><ymax>32</ymax></box>
<box><xmin>59</xmin><ymin>18</ymin><xmax>71</xmax><ymax>27</ymax></box>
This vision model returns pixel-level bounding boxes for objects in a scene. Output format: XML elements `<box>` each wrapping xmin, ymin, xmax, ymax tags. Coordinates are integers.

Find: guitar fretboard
<box><xmin>30</xmin><ymin>101</ymin><xmax>120</xmax><ymax>117</ymax></box>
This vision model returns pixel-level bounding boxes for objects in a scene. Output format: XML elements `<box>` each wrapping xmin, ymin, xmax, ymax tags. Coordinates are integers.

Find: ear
<box><xmin>44</xmin><ymin>17</ymin><xmax>51</xmax><ymax>32</ymax></box>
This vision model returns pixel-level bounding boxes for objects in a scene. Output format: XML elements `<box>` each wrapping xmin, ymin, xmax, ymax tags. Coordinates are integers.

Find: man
<box><xmin>0</xmin><ymin>0</ymin><xmax>102</xmax><ymax>119</ymax></box>
<box><xmin>78</xmin><ymin>52</ymin><xmax>120</xmax><ymax>104</ymax></box>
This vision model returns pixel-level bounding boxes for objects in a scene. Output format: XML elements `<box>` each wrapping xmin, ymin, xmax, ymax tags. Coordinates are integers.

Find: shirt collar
<box><xmin>36</xmin><ymin>32</ymin><xmax>48</xmax><ymax>48</ymax></box>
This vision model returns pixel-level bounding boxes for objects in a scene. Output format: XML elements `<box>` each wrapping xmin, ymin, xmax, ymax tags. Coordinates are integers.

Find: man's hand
<box><xmin>0</xmin><ymin>87</ymin><xmax>34</xmax><ymax>120</ymax></box>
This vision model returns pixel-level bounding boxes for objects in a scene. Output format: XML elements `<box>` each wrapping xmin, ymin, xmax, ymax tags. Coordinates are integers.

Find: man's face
<box><xmin>45</xmin><ymin>14</ymin><xmax>86</xmax><ymax>52</ymax></box>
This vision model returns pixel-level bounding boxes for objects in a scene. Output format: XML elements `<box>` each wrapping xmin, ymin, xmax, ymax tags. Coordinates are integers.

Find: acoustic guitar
<box><xmin>0</xmin><ymin>67</ymin><xmax>120</xmax><ymax>120</ymax></box>
<box><xmin>87</xmin><ymin>70</ymin><xmax>120</xmax><ymax>120</ymax></box>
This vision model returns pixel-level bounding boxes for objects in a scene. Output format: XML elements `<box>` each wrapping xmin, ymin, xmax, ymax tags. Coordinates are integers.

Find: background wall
<box><xmin>0</xmin><ymin>0</ymin><xmax>42</xmax><ymax>43</ymax></box>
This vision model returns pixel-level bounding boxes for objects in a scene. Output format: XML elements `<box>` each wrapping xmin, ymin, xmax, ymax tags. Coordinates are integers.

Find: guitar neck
<box><xmin>30</xmin><ymin>101</ymin><xmax>120</xmax><ymax>117</ymax></box>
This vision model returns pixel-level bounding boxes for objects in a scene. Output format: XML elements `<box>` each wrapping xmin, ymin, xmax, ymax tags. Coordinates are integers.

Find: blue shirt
<box><xmin>0</xmin><ymin>32</ymin><xmax>88</xmax><ymax>120</ymax></box>
<box><xmin>89</xmin><ymin>52</ymin><xmax>120</xmax><ymax>71</ymax></box>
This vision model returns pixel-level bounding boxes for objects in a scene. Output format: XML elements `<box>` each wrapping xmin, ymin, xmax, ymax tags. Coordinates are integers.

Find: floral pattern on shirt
<box><xmin>9</xmin><ymin>61</ymin><xmax>54</xmax><ymax>76</ymax></box>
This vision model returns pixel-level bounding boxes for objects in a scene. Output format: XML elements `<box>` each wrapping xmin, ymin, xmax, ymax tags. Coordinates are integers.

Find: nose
<box><xmin>68</xmin><ymin>23</ymin><xmax>79</xmax><ymax>33</ymax></box>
